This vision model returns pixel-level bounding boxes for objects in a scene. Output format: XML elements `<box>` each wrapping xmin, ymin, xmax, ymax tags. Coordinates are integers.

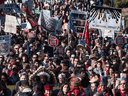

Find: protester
<box><xmin>57</xmin><ymin>83</ymin><xmax>70</xmax><ymax>96</ymax></box>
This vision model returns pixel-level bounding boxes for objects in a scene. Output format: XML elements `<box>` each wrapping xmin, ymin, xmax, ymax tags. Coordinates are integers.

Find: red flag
<box><xmin>25</xmin><ymin>6</ymin><xmax>39</xmax><ymax>27</ymax></box>
<box><xmin>83</xmin><ymin>21</ymin><xmax>90</xmax><ymax>52</ymax></box>
<box><xmin>0</xmin><ymin>0</ymin><xmax>6</xmax><ymax>5</ymax></box>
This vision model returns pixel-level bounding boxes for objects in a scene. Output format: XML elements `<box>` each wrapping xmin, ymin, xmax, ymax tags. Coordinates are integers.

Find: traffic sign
<box><xmin>115</xmin><ymin>35</ymin><xmax>125</xmax><ymax>47</ymax></box>
<box><xmin>48</xmin><ymin>36</ymin><xmax>59</xmax><ymax>47</ymax></box>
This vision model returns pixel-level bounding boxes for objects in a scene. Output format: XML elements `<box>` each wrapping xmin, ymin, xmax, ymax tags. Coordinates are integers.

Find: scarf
<box><xmin>44</xmin><ymin>93</ymin><xmax>55</xmax><ymax>96</ymax></box>
<box><xmin>68</xmin><ymin>86</ymin><xmax>85</xmax><ymax>96</ymax></box>
<box><xmin>120</xmin><ymin>90</ymin><xmax>128</xmax><ymax>96</ymax></box>
<box><xmin>97</xmin><ymin>86</ymin><xmax>110</xmax><ymax>96</ymax></box>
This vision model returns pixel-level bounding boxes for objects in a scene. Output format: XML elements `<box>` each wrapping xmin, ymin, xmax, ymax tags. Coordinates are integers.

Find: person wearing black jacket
<box><xmin>79</xmin><ymin>68</ymin><xmax>89</xmax><ymax>88</ymax></box>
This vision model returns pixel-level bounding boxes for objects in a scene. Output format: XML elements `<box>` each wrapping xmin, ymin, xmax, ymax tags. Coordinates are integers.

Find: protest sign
<box><xmin>71</xmin><ymin>10</ymin><xmax>87</xmax><ymax>33</ymax></box>
<box><xmin>0</xmin><ymin>41</ymin><xmax>9</xmax><ymax>57</ymax></box>
<box><xmin>5</xmin><ymin>15</ymin><xmax>16</xmax><ymax>34</ymax></box>
<box><xmin>0</xmin><ymin>35</ymin><xmax>11</xmax><ymax>47</ymax></box>
<box><xmin>89</xmin><ymin>6</ymin><xmax>122</xmax><ymax>31</ymax></box>
<box><xmin>21</xmin><ymin>21</ymin><xmax>32</xmax><ymax>29</ymax></box>
<box><xmin>115</xmin><ymin>35</ymin><xmax>125</xmax><ymax>47</ymax></box>
<box><xmin>21</xmin><ymin>23</ymin><xmax>27</xmax><ymax>29</ymax></box>
<box><xmin>27</xmin><ymin>32</ymin><xmax>36</xmax><ymax>39</ymax></box>
<box><xmin>48</xmin><ymin>36</ymin><xmax>59</xmax><ymax>47</ymax></box>
<box><xmin>56</xmin><ymin>45</ymin><xmax>64</xmax><ymax>55</ymax></box>
<box><xmin>101</xmin><ymin>30</ymin><xmax>114</xmax><ymax>38</ymax></box>
<box><xmin>78</xmin><ymin>40</ymin><xmax>86</xmax><ymax>46</ymax></box>
<box><xmin>38</xmin><ymin>10</ymin><xmax>58</xmax><ymax>32</ymax></box>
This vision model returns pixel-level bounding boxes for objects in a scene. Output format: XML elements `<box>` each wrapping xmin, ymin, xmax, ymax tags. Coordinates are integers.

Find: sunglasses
<box><xmin>100</xmin><ymin>84</ymin><xmax>106</xmax><ymax>86</ymax></box>
<box><xmin>120</xmin><ymin>83</ymin><xmax>126</xmax><ymax>85</ymax></box>
<box><xmin>89</xmin><ymin>70</ymin><xmax>93</xmax><ymax>71</ymax></box>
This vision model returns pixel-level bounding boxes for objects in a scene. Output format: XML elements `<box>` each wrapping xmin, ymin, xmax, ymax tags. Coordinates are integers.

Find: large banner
<box><xmin>38</xmin><ymin>10</ymin><xmax>58</xmax><ymax>32</ymax></box>
<box><xmin>0</xmin><ymin>41</ymin><xmax>9</xmax><ymax>57</ymax></box>
<box><xmin>89</xmin><ymin>6</ymin><xmax>122</xmax><ymax>31</ymax></box>
<box><xmin>5</xmin><ymin>15</ymin><xmax>16</xmax><ymax>34</ymax></box>
<box><xmin>4</xmin><ymin>4</ymin><xmax>21</xmax><ymax>14</ymax></box>
<box><xmin>71</xmin><ymin>10</ymin><xmax>87</xmax><ymax>33</ymax></box>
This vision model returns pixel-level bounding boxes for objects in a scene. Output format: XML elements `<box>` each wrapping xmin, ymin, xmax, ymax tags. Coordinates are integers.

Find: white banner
<box><xmin>71</xmin><ymin>10</ymin><xmax>87</xmax><ymax>33</ymax></box>
<box><xmin>5</xmin><ymin>15</ymin><xmax>16</xmax><ymax>34</ymax></box>
<box><xmin>38</xmin><ymin>10</ymin><xmax>58</xmax><ymax>32</ymax></box>
<box><xmin>0</xmin><ymin>41</ymin><xmax>9</xmax><ymax>57</ymax></box>
<box><xmin>89</xmin><ymin>6</ymin><xmax>122</xmax><ymax>31</ymax></box>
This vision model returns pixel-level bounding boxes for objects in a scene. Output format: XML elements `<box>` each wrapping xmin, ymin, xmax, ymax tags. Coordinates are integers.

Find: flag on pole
<box><xmin>68</xmin><ymin>13</ymin><xmax>76</xmax><ymax>33</ymax></box>
<box><xmin>83</xmin><ymin>21</ymin><xmax>90</xmax><ymax>52</ymax></box>
<box><xmin>0</xmin><ymin>0</ymin><xmax>6</xmax><ymax>5</ymax></box>
<box><xmin>25</xmin><ymin>6</ymin><xmax>39</xmax><ymax>27</ymax></box>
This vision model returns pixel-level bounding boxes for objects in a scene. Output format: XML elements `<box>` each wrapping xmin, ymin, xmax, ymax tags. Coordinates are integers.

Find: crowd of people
<box><xmin>0</xmin><ymin>0</ymin><xmax>128</xmax><ymax>96</ymax></box>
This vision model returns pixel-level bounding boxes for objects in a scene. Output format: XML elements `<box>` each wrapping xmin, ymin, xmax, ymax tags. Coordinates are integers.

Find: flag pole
<box><xmin>68</xmin><ymin>12</ymin><xmax>71</xmax><ymax>46</ymax></box>
<box><xmin>54</xmin><ymin>20</ymin><xmax>58</xmax><ymax>36</ymax></box>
